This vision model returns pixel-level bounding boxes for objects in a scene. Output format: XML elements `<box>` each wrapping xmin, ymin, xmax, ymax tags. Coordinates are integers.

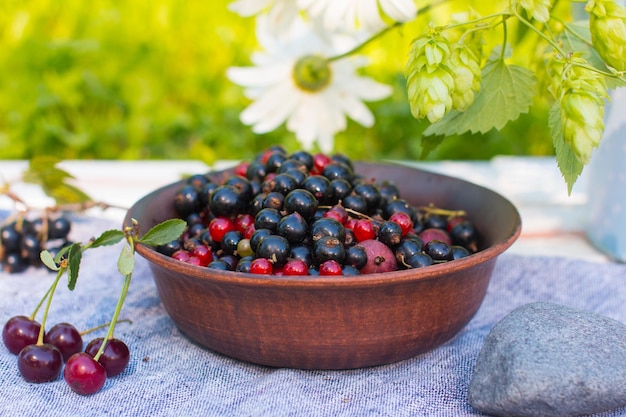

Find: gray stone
<box><xmin>468</xmin><ymin>302</ymin><xmax>626</xmax><ymax>417</ymax></box>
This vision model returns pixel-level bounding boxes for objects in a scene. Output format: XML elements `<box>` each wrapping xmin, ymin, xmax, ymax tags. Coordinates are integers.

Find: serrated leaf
<box><xmin>549</xmin><ymin>102</ymin><xmax>584</xmax><ymax>195</ymax></box>
<box><xmin>90</xmin><ymin>229</ymin><xmax>125</xmax><ymax>249</ymax></box>
<box><xmin>22</xmin><ymin>156</ymin><xmax>92</xmax><ymax>205</ymax></box>
<box><xmin>117</xmin><ymin>244</ymin><xmax>135</xmax><ymax>276</ymax></box>
<box><xmin>138</xmin><ymin>218</ymin><xmax>186</xmax><ymax>246</ymax></box>
<box><xmin>66</xmin><ymin>243</ymin><xmax>82</xmax><ymax>291</ymax></box>
<box><xmin>40</xmin><ymin>250</ymin><xmax>59</xmax><ymax>271</ymax></box>
<box><xmin>423</xmin><ymin>58</ymin><xmax>537</xmax><ymax>136</ymax></box>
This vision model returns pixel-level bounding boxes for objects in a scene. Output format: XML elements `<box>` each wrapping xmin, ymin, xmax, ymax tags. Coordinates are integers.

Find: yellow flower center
<box><xmin>293</xmin><ymin>55</ymin><xmax>332</xmax><ymax>92</ymax></box>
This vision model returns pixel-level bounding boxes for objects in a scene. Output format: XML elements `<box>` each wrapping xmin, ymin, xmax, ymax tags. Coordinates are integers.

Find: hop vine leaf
<box><xmin>549</xmin><ymin>103</ymin><xmax>584</xmax><ymax>195</ymax></box>
<box><xmin>423</xmin><ymin>57</ymin><xmax>537</xmax><ymax>137</ymax></box>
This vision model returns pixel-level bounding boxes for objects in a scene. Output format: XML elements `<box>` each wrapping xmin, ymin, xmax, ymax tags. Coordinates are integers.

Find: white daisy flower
<box><xmin>226</xmin><ymin>16</ymin><xmax>392</xmax><ymax>153</ymax></box>
<box><xmin>297</xmin><ymin>0</ymin><xmax>418</xmax><ymax>33</ymax></box>
<box><xmin>227</xmin><ymin>0</ymin><xmax>300</xmax><ymax>35</ymax></box>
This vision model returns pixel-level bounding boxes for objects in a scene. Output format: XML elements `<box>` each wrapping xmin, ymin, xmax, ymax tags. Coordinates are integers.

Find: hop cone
<box><xmin>519</xmin><ymin>0</ymin><xmax>554</xmax><ymax>22</ymax></box>
<box><xmin>406</xmin><ymin>34</ymin><xmax>455</xmax><ymax>123</ymax></box>
<box><xmin>552</xmin><ymin>57</ymin><xmax>609</xmax><ymax>164</ymax></box>
<box><xmin>449</xmin><ymin>45</ymin><xmax>482</xmax><ymax>111</ymax></box>
<box><xmin>586</xmin><ymin>0</ymin><xmax>626</xmax><ymax>71</ymax></box>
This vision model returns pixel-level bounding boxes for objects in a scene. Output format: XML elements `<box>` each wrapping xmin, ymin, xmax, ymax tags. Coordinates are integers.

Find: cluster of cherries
<box><xmin>1</xmin><ymin>215</ymin><xmax>72</xmax><ymax>273</ymax></box>
<box><xmin>1</xmin><ymin>214</ymin><xmax>131</xmax><ymax>395</ymax></box>
<box><xmin>159</xmin><ymin>146</ymin><xmax>479</xmax><ymax>276</ymax></box>
<box><xmin>2</xmin><ymin>315</ymin><xmax>130</xmax><ymax>395</ymax></box>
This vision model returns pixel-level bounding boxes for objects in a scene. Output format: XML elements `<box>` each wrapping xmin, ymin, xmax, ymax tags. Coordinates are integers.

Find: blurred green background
<box><xmin>0</xmin><ymin>0</ymin><xmax>556</xmax><ymax>164</ymax></box>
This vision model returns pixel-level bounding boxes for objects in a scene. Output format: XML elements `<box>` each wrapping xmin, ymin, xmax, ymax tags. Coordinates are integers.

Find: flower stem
<box><xmin>328</xmin><ymin>0</ymin><xmax>449</xmax><ymax>62</ymax></box>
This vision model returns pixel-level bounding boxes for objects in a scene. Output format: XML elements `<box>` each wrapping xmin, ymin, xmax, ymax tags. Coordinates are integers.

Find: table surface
<box><xmin>1</xmin><ymin>157</ymin><xmax>625</xmax><ymax>417</ymax></box>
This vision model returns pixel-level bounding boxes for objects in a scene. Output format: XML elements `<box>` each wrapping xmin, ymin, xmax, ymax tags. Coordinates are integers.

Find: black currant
<box><xmin>424</xmin><ymin>240</ymin><xmax>453</xmax><ymax>261</ymax></box>
<box><xmin>283</xmin><ymin>189</ymin><xmax>319</xmax><ymax>220</ymax></box>
<box><xmin>313</xmin><ymin>236</ymin><xmax>345</xmax><ymax>265</ymax></box>
<box><xmin>256</xmin><ymin>235</ymin><xmax>291</xmax><ymax>267</ymax></box>
<box><xmin>310</xmin><ymin>218</ymin><xmax>345</xmax><ymax>242</ymax></box>
<box><xmin>174</xmin><ymin>185</ymin><xmax>201</xmax><ymax>217</ymax></box>
<box><xmin>254</xmin><ymin>208</ymin><xmax>282</xmax><ymax>232</ymax></box>
<box><xmin>277</xmin><ymin>212</ymin><xmax>308</xmax><ymax>244</ymax></box>
<box><xmin>210</xmin><ymin>185</ymin><xmax>245</xmax><ymax>218</ymax></box>
<box><xmin>344</xmin><ymin>245</ymin><xmax>368</xmax><ymax>270</ymax></box>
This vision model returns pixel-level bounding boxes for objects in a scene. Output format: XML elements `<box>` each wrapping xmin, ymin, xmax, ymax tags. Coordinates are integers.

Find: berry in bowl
<box><xmin>125</xmin><ymin>147</ymin><xmax>521</xmax><ymax>369</ymax></box>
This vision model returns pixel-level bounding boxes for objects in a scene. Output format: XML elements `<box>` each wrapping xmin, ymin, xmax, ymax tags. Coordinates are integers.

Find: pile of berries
<box><xmin>1</xmin><ymin>215</ymin><xmax>73</xmax><ymax>273</ymax></box>
<box><xmin>2</xmin><ymin>316</ymin><xmax>130</xmax><ymax>395</ymax></box>
<box><xmin>160</xmin><ymin>146</ymin><xmax>480</xmax><ymax>276</ymax></box>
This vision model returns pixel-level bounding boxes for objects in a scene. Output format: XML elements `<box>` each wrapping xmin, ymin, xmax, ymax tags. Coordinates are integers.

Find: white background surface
<box><xmin>0</xmin><ymin>157</ymin><xmax>611</xmax><ymax>263</ymax></box>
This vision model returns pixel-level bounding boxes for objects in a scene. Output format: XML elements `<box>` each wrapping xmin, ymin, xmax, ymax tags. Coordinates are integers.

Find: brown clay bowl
<box><xmin>125</xmin><ymin>162</ymin><xmax>521</xmax><ymax>370</ymax></box>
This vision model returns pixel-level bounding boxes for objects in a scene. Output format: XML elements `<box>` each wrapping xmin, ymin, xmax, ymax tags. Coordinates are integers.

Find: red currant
<box><xmin>191</xmin><ymin>244</ymin><xmax>213</xmax><ymax>266</ymax></box>
<box><xmin>353</xmin><ymin>219</ymin><xmax>376</xmax><ymax>242</ymax></box>
<box><xmin>234</xmin><ymin>213</ymin><xmax>254</xmax><ymax>234</ymax></box>
<box><xmin>282</xmin><ymin>259</ymin><xmax>309</xmax><ymax>276</ymax></box>
<box><xmin>312</xmin><ymin>153</ymin><xmax>332</xmax><ymax>175</ymax></box>
<box><xmin>319</xmin><ymin>260</ymin><xmax>343</xmax><ymax>276</ymax></box>
<box><xmin>249</xmin><ymin>258</ymin><xmax>273</xmax><ymax>275</ymax></box>
<box><xmin>388</xmin><ymin>212</ymin><xmax>414</xmax><ymax>236</ymax></box>
<box><xmin>208</xmin><ymin>217</ymin><xmax>235</xmax><ymax>243</ymax></box>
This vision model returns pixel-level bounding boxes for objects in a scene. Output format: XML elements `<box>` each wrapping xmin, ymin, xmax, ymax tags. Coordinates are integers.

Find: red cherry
<box><xmin>2</xmin><ymin>315</ymin><xmax>42</xmax><ymax>355</ymax></box>
<box><xmin>44</xmin><ymin>322</ymin><xmax>83</xmax><ymax>362</ymax></box>
<box><xmin>64</xmin><ymin>352</ymin><xmax>107</xmax><ymax>395</ymax></box>
<box><xmin>17</xmin><ymin>343</ymin><xmax>63</xmax><ymax>383</ymax></box>
<box><xmin>85</xmin><ymin>337</ymin><xmax>130</xmax><ymax>377</ymax></box>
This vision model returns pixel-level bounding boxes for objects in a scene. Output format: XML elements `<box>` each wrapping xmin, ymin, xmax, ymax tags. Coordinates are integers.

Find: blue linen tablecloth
<box><xmin>1</xmin><ymin>214</ymin><xmax>626</xmax><ymax>417</ymax></box>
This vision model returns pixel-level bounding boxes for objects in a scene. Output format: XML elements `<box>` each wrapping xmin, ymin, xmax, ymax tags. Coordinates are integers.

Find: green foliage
<box><xmin>138</xmin><ymin>218</ymin><xmax>186</xmax><ymax>247</ymax></box>
<box><xmin>0</xmin><ymin>0</ymin><xmax>559</xmax><ymax>163</ymax></box>
<box><xmin>423</xmin><ymin>58</ymin><xmax>537</xmax><ymax>136</ymax></box>
<box><xmin>22</xmin><ymin>156</ymin><xmax>91</xmax><ymax>204</ymax></box>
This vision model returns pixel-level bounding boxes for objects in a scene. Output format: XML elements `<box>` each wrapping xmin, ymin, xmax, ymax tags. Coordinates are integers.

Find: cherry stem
<box><xmin>36</xmin><ymin>268</ymin><xmax>64</xmax><ymax>345</ymax></box>
<box><xmin>30</xmin><ymin>285</ymin><xmax>53</xmax><ymax>321</ymax></box>
<box><xmin>93</xmin><ymin>270</ymin><xmax>132</xmax><ymax>362</ymax></box>
<box><xmin>80</xmin><ymin>318</ymin><xmax>133</xmax><ymax>336</ymax></box>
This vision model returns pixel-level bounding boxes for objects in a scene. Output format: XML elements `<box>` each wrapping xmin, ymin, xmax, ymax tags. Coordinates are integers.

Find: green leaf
<box><xmin>40</xmin><ymin>250</ymin><xmax>59</xmax><ymax>271</ymax></box>
<box><xmin>66</xmin><ymin>243</ymin><xmax>82</xmax><ymax>291</ymax></box>
<box><xmin>117</xmin><ymin>244</ymin><xmax>135</xmax><ymax>276</ymax></box>
<box><xmin>90</xmin><ymin>229</ymin><xmax>125</xmax><ymax>249</ymax></box>
<box><xmin>138</xmin><ymin>218</ymin><xmax>186</xmax><ymax>246</ymax></box>
<box><xmin>549</xmin><ymin>102</ymin><xmax>584</xmax><ymax>195</ymax></box>
<box><xmin>423</xmin><ymin>58</ymin><xmax>537</xmax><ymax>136</ymax></box>
<box><xmin>22</xmin><ymin>156</ymin><xmax>92</xmax><ymax>205</ymax></box>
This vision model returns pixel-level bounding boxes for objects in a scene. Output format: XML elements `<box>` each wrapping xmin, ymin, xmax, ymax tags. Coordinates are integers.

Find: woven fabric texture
<box><xmin>1</xmin><ymin>215</ymin><xmax>625</xmax><ymax>417</ymax></box>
